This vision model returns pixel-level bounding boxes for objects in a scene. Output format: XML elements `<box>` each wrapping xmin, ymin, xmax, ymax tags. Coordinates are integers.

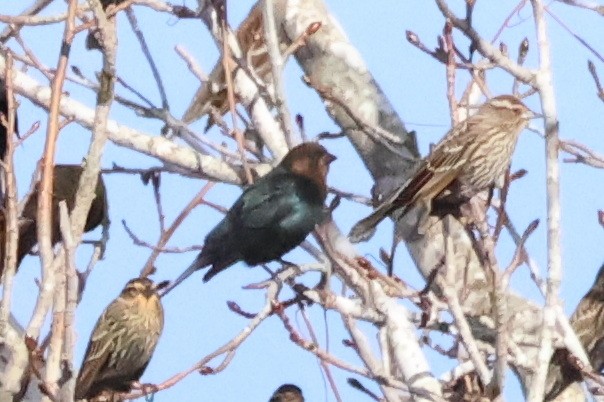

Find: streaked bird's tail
<box><xmin>348</xmin><ymin>206</ymin><xmax>390</xmax><ymax>243</ymax></box>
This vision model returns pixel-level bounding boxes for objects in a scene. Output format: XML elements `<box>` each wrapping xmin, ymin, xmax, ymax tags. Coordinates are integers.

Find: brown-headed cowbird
<box><xmin>75</xmin><ymin>277</ymin><xmax>165</xmax><ymax>400</ymax></box>
<box><xmin>544</xmin><ymin>263</ymin><xmax>604</xmax><ymax>401</ymax></box>
<box><xmin>349</xmin><ymin>95</ymin><xmax>533</xmax><ymax>243</ymax></box>
<box><xmin>162</xmin><ymin>143</ymin><xmax>335</xmax><ymax>295</ymax></box>
<box><xmin>0</xmin><ymin>165</ymin><xmax>108</xmax><ymax>277</ymax></box>
<box><xmin>269</xmin><ymin>384</ymin><xmax>304</xmax><ymax>402</ymax></box>
<box><xmin>181</xmin><ymin>0</ymin><xmax>287</xmax><ymax>128</ymax></box>
<box><xmin>86</xmin><ymin>0</ymin><xmax>126</xmax><ymax>50</ymax></box>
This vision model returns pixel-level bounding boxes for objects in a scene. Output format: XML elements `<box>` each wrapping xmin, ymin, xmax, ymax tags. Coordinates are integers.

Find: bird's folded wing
<box><xmin>348</xmin><ymin>140</ymin><xmax>468</xmax><ymax>243</ymax></box>
<box><xmin>237</xmin><ymin>177</ymin><xmax>299</xmax><ymax>229</ymax></box>
<box><xmin>75</xmin><ymin>314</ymin><xmax>116</xmax><ymax>397</ymax></box>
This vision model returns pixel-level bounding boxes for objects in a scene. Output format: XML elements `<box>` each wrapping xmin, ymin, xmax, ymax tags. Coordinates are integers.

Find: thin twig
<box><xmin>560</xmin><ymin>139</ymin><xmax>604</xmax><ymax>169</ymax></box>
<box><xmin>528</xmin><ymin>0</ymin><xmax>563</xmax><ymax>399</ymax></box>
<box><xmin>27</xmin><ymin>0</ymin><xmax>79</xmax><ymax>343</ymax></box>
<box><xmin>125</xmin><ymin>7</ymin><xmax>169</xmax><ymax>109</ymax></box>
<box><xmin>263</xmin><ymin>0</ymin><xmax>296</xmax><ymax>146</ymax></box>
<box><xmin>545</xmin><ymin>5</ymin><xmax>604</xmax><ymax>64</ymax></box>
<box><xmin>0</xmin><ymin>54</ymin><xmax>19</xmax><ymax>337</ymax></box>
<box><xmin>555</xmin><ymin>0</ymin><xmax>604</xmax><ymax>15</ymax></box>
<box><xmin>217</xmin><ymin>3</ymin><xmax>253</xmax><ymax>184</ymax></box>
<box><xmin>587</xmin><ymin>60</ymin><xmax>604</xmax><ymax>103</ymax></box>
<box><xmin>443</xmin><ymin>21</ymin><xmax>458</xmax><ymax>126</ymax></box>
<box><xmin>140</xmin><ymin>181</ymin><xmax>215</xmax><ymax>277</ymax></box>
<box><xmin>0</xmin><ymin>0</ymin><xmax>55</xmax><ymax>43</ymax></box>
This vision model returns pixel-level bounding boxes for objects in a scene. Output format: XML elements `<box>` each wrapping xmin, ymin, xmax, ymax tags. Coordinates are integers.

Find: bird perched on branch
<box><xmin>86</xmin><ymin>0</ymin><xmax>126</xmax><ymax>50</ymax></box>
<box><xmin>0</xmin><ymin>82</ymin><xmax>107</xmax><ymax>277</ymax></box>
<box><xmin>348</xmin><ymin>95</ymin><xmax>533</xmax><ymax>243</ymax></box>
<box><xmin>162</xmin><ymin>143</ymin><xmax>336</xmax><ymax>295</ymax></box>
<box><xmin>75</xmin><ymin>277</ymin><xmax>166</xmax><ymax>400</ymax></box>
<box><xmin>0</xmin><ymin>165</ymin><xmax>108</xmax><ymax>278</ymax></box>
<box><xmin>18</xmin><ymin>165</ymin><xmax>107</xmax><ymax>261</ymax></box>
<box><xmin>269</xmin><ymin>384</ymin><xmax>305</xmax><ymax>402</ymax></box>
<box><xmin>544</xmin><ymin>263</ymin><xmax>604</xmax><ymax>401</ymax></box>
<box><xmin>181</xmin><ymin>0</ymin><xmax>288</xmax><ymax>127</ymax></box>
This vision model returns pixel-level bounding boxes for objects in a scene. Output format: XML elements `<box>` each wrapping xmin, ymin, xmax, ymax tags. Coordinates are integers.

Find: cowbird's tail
<box><xmin>161</xmin><ymin>248</ymin><xmax>238</xmax><ymax>297</ymax></box>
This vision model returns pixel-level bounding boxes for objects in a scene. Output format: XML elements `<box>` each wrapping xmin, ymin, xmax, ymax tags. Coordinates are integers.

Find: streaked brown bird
<box><xmin>75</xmin><ymin>277</ymin><xmax>165</xmax><ymax>400</ymax></box>
<box><xmin>162</xmin><ymin>143</ymin><xmax>335</xmax><ymax>295</ymax></box>
<box><xmin>269</xmin><ymin>384</ymin><xmax>304</xmax><ymax>402</ymax></box>
<box><xmin>182</xmin><ymin>0</ymin><xmax>287</xmax><ymax>127</ymax></box>
<box><xmin>86</xmin><ymin>0</ymin><xmax>126</xmax><ymax>50</ymax></box>
<box><xmin>349</xmin><ymin>95</ymin><xmax>533</xmax><ymax>243</ymax></box>
<box><xmin>544</xmin><ymin>263</ymin><xmax>604</xmax><ymax>401</ymax></box>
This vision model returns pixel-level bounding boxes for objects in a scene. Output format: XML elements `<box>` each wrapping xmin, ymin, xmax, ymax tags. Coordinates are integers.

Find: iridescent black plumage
<box><xmin>163</xmin><ymin>143</ymin><xmax>335</xmax><ymax>294</ymax></box>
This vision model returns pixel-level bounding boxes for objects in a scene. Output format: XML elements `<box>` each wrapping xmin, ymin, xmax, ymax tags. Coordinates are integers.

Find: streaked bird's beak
<box><xmin>150</xmin><ymin>281</ymin><xmax>170</xmax><ymax>298</ymax></box>
<box><xmin>154</xmin><ymin>280</ymin><xmax>170</xmax><ymax>292</ymax></box>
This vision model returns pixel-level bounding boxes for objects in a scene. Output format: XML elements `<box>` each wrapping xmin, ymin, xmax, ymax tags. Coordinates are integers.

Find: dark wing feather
<box><xmin>237</xmin><ymin>175</ymin><xmax>300</xmax><ymax>229</ymax></box>
<box><xmin>402</xmin><ymin>124</ymin><xmax>473</xmax><ymax>205</ymax></box>
<box><xmin>74</xmin><ymin>310</ymin><xmax>117</xmax><ymax>399</ymax></box>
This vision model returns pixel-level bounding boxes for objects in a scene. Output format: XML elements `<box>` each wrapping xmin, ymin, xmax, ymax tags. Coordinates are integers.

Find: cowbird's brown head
<box><xmin>269</xmin><ymin>384</ymin><xmax>304</xmax><ymax>402</ymax></box>
<box><xmin>280</xmin><ymin>143</ymin><xmax>336</xmax><ymax>199</ymax></box>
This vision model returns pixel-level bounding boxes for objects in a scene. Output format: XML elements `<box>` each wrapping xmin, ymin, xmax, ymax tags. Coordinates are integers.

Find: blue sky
<box><xmin>4</xmin><ymin>1</ymin><xmax>604</xmax><ymax>401</ymax></box>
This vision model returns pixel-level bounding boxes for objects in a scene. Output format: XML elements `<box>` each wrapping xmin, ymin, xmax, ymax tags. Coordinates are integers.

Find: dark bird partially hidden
<box><xmin>269</xmin><ymin>384</ymin><xmax>305</xmax><ymax>402</ymax></box>
<box><xmin>0</xmin><ymin>164</ymin><xmax>108</xmax><ymax>278</ymax></box>
<box><xmin>544</xmin><ymin>263</ymin><xmax>604</xmax><ymax>401</ymax></box>
<box><xmin>86</xmin><ymin>0</ymin><xmax>125</xmax><ymax>50</ymax></box>
<box><xmin>75</xmin><ymin>277</ymin><xmax>166</xmax><ymax>400</ymax></box>
<box><xmin>162</xmin><ymin>143</ymin><xmax>336</xmax><ymax>295</ymax></box>
<box><xmin>0</xmin><ymin>78</ymin><xmax>18</xmax><ymax>160</ymax></box>
<box><xmin>348</xmin><ymin>95</ymin><xmax>533</xmax><ymax>243</ymax></box>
